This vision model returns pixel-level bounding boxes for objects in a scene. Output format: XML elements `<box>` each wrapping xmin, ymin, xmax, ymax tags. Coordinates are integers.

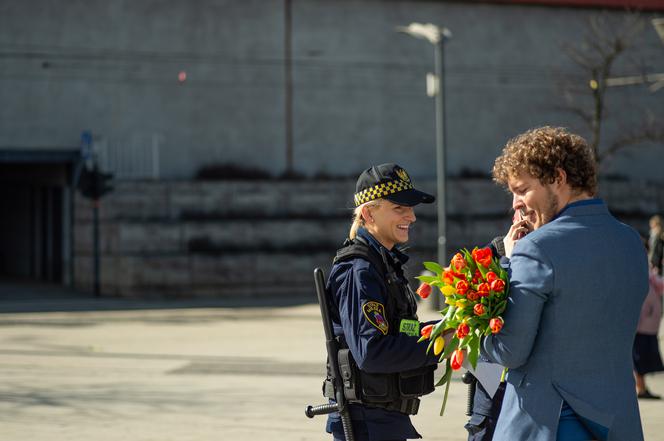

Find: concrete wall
<box><xmin>73</xmin><ymin>178</ymin><xmax>663</xmax><ymax>298</ymax></box>
<box><xmin>0</xmin><ymin>0</ymin><xmax>286</xmax><ymax>177</ymax></box>
<box><xmin>1</xmin><ymin>1</ymin><xmax>663</xmax><ymax>181</ymax></box>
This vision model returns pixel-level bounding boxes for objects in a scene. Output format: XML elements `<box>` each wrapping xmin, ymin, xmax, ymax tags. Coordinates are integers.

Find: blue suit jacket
<box><xmin>481</xmin><ymin>199</ymin><xmax>648</xmax><ymax>441</ymax></box>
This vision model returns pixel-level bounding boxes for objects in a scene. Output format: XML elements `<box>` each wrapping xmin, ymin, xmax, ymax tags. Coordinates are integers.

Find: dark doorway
<box><xmin>0</xmin><ymin>181</ymin><xmax>64</xmax><ymax>282</ymax></box>
<box><xmin>0</xmin><ymin>151</ymin><xmax>78</xmax><ymax>289</ymax></box>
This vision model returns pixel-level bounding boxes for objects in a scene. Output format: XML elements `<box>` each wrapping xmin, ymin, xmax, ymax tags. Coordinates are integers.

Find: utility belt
<box><xmin>323</xmin><ymin>348</ymin><xmax>436</xmax><ymax>415</ymax></box>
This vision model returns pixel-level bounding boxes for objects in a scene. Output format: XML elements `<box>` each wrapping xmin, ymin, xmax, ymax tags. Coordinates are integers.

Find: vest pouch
<box><xmin>359</xmin><ymin>370</ymin><xmax>399</xmax><ymax>403</ymax></box>
<box><xmin>337</xmin><ymin>348</ymin><xmax>398</xmax><ymax>403</ymax></box>
<box><xmin>398</xmin><ymin>364</ymin><xmax>436</xmax><ymax>398</ymax></box>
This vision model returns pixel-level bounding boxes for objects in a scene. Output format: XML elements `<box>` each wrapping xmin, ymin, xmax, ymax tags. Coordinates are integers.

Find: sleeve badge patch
<box><xmin>362</xmin><ymin>301</ymin><xmax>389</xmax><ymax>335</ymax></box>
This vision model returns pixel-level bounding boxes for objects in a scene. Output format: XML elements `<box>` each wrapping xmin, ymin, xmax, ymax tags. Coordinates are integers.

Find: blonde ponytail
<box><xmin>349</xmin><ymin>200</ymin><xmax>381</xmax><ymax>240</ymax></box>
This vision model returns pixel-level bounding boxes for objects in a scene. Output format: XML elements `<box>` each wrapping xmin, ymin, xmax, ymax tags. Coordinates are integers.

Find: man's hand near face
<box><xmin>503</xmin><ymin>209</ymin><xmax>534</xmax><ymax>258</ymax></box>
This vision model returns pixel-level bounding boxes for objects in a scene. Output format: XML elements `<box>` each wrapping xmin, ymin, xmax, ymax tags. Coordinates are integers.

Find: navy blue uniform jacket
<box><xmin>325</xmin><ymin>228</ymin><xmax>438</xmax><ymax>441</ymax></box>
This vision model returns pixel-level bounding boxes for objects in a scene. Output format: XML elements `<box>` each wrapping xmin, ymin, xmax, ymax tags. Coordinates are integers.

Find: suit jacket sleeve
<box><xmin>481</xmin><ymin>237</ymin><xmax>554</xmax><ymax>369</ymax></box>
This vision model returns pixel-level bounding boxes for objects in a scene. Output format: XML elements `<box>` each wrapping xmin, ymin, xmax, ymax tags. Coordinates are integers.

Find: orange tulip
<box><xmin>490</xmin><ymin>317</ymin><xmax>504</xmax><ymax>334</ymax></box>
<box><xmin>456</xmin><ymin>280</ymin><xmax>469</xmax><ymax>296</ymax></box>
<box><xmin>451</xmin><ymin>253</ymin><xmax>467</xmax><ymax>271</ymax></box>
<box><xmin>420</xmin><ymin>324</ymin><xmax>434</xmax><ymax>339</ymax></box>
<box><xmin>442</xmin><ymin>270</ymin><xmax>455</xmax><ymax>285</ymax></box>
<box><xmin>473</xmin><ymin>303</ymin><xmax>485</xmax><ymax>316</ymax></box>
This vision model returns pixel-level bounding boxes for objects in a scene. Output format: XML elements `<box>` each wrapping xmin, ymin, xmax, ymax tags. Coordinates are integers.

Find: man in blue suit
<box><xmin>481</xmin><ymin>126</ymin><xmax>649</xmax><ymax>441</ymax></box>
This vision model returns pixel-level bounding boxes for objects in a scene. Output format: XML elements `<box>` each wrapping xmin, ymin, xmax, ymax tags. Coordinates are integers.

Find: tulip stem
<box><xmin>439</xmin><ymin>359</ymin><xmax>452</xmax><ymax>416</ymax></box>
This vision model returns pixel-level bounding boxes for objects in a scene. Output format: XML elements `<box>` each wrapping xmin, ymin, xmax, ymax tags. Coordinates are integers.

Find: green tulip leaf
<box><xmin>435</xmin><ymin>359</ymin><xmax>453</xmax><ymax>387</ymax></box>
<box><xmin>439</xmin><ymin>359</ymin><xmax>453</xmax><ymax>416</ymax></box>
<box><xmin>415</xmin><ymin>275</ymin><xmax>439</xmax><ymax>284</ymax></box>
<box><xmin>423</xmin><ymin>261</ymin><xmax>444</xmax><ymax>275</ymax></box>
<box><xmin>426</xmin><ymin>339</ymin><xmax>435</xmax><ymax>354</ymax></box>
<box><xmin>440</xmin><ymin>336</ymin><xmax>458</xmax><ymax>360</ymax></box>
<box><xmin>468</xmin><ymin>335</ymin><xmax>480</xmax><ymax>370</ymax></box>
<box><xmin>494</xmin><ymin>300</ymin><xmax>507</xmax><ymax>315</ymax></box>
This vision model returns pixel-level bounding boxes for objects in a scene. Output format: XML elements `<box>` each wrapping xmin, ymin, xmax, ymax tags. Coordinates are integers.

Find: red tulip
<box><xmin>451</xmin><ymin>349</ymin><xmax>464</xmax><ymax>370</ymax></box>
<box><xmin>466</xmin><ymin>291</ymin><xmax>479</xmax><ymax>302</ymax></box>
<box><xmin>456</xmin><ymin>322</ymin><xmax>470</xmax><ymax>339</ymax></box>
<box><xmin>486</xmin><ymin>271</ymin><xmax>498</xmax><ymax>284</ymax></box>
<box><xmin>490</xmin><ymin>317</ymin><xmax>504</xmax><ymax>334</ymax></box>
<box><xmin>416</xmin><ymin>283</ymin><xmax>432</xmax><ymax>299</ymax></box>
<box><xmin>472</xmin><ymin>247</ymin><xmax>493</xmax><ymax>268</ymax></box>
<box><xmin>491</xmin><ymin>279</ymin><xmax>505</xmax><ymax>293</ymax></box>
<box><xmin>473</xmin><ymin>303</ymin><xmax>485</xmax><ymax>316</ymax></box>
<box><xmin>477</xmin><ymin>283</ymin><xmax>490</xmax><ymax>297</ymax></box>
<box><xmin>420</xmin><ymin>324</ymin><xmax>434</xmax><ymax>339</ymax></box>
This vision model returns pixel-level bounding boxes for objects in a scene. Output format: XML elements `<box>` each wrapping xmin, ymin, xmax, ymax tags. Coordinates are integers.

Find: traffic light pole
<box><xmin>76</xmin><ymin>132</ymin><xmax>114</xmax><ymax>298</ymax></box>
<box><xmin>77</xmin><ymin>163</ymin><xmax>113</xmax><ymax>298</ymax></box>
<box><xmin>93</xmin><ymin>198</ymin><xmax>100</xmax><ymax>297</ymax></box>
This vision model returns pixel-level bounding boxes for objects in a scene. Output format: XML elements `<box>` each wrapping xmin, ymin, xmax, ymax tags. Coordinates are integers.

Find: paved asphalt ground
<box><xmin>0</xmin><ymin>294</ymin><xmax>663</xmax><ymax>441</ymax></box>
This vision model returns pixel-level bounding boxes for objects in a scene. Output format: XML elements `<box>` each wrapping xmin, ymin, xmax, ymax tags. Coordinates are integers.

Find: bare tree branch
<box><xmin>599</xmin><ymin>121</ymin><xmax>664</xmax><ymax>163</ymax></box>
<box><xmin>562</xmin><ymin>43</ymin><xmax>596</xmax><ymax>70</ymax></box>
<box><xmin>552</xmin><ymin>104</ymin><xmax>595</xmax><ymax>126</ymax></box>
<box><xmin>556</xmin><ymin>12</ymin><xmax>663</xmax><ymax>168</ymax></box>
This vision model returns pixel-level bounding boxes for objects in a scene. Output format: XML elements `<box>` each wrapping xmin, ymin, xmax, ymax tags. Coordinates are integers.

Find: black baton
<box><xmin>305</xmin><ymin>268</ymin><xmax>355</xmax><ymax>441</ymax></box>
<box><xmin>461</xmin><ymin>371</ymin><xmax>476</xmax><ymax>417</ymax></box>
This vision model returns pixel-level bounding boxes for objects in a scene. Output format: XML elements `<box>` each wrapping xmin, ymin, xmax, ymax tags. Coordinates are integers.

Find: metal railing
<box><xmin>95</xmin><ymin>133</ymin><xmax>161</xmax><ymax>180</ymax></box>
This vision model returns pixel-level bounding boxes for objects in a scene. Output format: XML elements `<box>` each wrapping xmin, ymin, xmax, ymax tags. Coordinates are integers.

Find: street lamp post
<box><xmin>397</xmin><ymin>23</ymin><xmax>452</xmax><ymax>309</ymax></box>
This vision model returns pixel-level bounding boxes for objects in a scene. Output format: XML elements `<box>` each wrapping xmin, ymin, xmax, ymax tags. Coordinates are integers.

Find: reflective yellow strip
<box><xmin>354</xmin><ymin>180</ymin><xmax>414</xmax><ymax>206</ymax></box>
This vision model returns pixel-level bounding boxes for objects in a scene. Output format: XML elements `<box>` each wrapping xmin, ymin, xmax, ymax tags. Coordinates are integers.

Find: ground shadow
<box><xmin>0</xmin><ymin>279</ymin><xmax>316</xmax><ymax>314</ymax></box>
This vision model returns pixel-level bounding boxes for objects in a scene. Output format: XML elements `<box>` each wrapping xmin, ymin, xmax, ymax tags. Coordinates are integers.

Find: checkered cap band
<box><xmin>354</xmin><ymin>180</ymin><xmax>414</xmax><ymax>206</ymax></box>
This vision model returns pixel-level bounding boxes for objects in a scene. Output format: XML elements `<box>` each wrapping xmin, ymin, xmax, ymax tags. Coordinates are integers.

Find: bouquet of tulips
<box><xmin>415</xmin><ymin>247</ymin><xmax>509</xmax><ymax>415</ymax></box>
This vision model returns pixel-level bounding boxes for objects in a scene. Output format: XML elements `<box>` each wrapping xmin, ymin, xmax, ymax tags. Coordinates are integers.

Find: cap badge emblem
<box><xmin>396</xmin><ymin>168</ymin><xmax>410</xmax><ymax>183</ymax></box>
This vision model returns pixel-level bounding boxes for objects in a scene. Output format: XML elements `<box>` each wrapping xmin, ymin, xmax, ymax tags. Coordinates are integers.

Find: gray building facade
<box><xmin>2</xmin><ymin>0</ymin><xmax>663</xmax><ymax>179</ymax></box>
<box><xmin>0</xmin><ymin>0</ymin><xmax>662</xmax><ymax>296</ymax></box>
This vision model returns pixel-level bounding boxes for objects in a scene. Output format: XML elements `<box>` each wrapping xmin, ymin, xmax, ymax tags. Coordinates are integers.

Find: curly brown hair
<box><xmin>492</xmin><ymin>126</ymin><xmax>598</xmax><ymax>195</ymax></box>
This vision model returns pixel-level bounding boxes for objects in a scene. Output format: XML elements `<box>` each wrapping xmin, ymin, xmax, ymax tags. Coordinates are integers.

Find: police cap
<box><xmin>354</xmin><ymin>163</ymin><xmax>435</xmax><ymax>207</ymax></box>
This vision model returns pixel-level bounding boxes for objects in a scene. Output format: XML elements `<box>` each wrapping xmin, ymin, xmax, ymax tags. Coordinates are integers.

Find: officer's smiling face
<box><xmin>365</xmin><ymin>200</ymin><xmax>416</xmax><ymax>249</ymax></box>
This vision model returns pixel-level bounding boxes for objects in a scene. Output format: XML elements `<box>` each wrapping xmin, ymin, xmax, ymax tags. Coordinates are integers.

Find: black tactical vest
<box><xmin>324</xmin><ymin>236</ymin><xmax>435</xmax><ymax>415</ymax></box>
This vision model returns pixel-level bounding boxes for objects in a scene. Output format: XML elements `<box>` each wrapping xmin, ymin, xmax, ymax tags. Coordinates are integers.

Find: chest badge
<box><xmin>362</xmin><ymin>301</ymin><xmax>389</xmax><ymax>335</ymax></box>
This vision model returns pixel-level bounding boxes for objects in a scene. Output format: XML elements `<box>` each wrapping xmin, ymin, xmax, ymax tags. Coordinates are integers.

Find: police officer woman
<box><xmin>324</xmin><ymin>163</ymin><xmax>442</xmax><ymax>441</ymax></box>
